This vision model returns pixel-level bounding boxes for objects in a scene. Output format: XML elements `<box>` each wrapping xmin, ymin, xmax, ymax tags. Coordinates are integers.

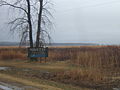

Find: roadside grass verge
<box><xmin>0</xmin><ymin>60</ymin><xmax>70</xmax><ymax>72</ymax></box>
<box><xmin>0</xmin><ymin>60</ymin><xmax>114</xmax><ymax>89</ymax></box>
<box><xmin>0</xmin><ymin>72</ymin><xmax>91</xmax><ymax>90</ymax></box>
<box><xmin>0</xmin><ymin>73</ymin><xmax>62</xmax><ymax>90</ymax></box>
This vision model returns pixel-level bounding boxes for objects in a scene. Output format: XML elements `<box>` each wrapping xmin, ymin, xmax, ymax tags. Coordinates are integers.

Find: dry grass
<box><xmin>54</xmin><ymin>68</ymin><xmax>105</xmax><ymax>85</ymax></box>
<box><xmin>0</xmin><ymin>46</ymin><xmax>120</xmax><ymax>87</ymax></box>
<box><xmin>0</xmin><ymin>51</ymin><xmax>26</xmax><ymax>60</ymax></box>
<box><xmin>0</xmin><ymin>45</ymin><xmax>120</xmax><ymax>71</ymax></box>
<box><xmin>49</xmin><ymin>46</ymin><xmax>120</xmax><ymax>86</ymax></box>
<box><xmin>0</xmin><ymin>47</ymin><xmax>26</xmax><ymax>60</ymax></box>
<box><xmin>48</xmin><ymin>46</ymin><xmax>120</xmax><ymax>69</ymax></box>
<box><xmin>0</xmin><ymin>73</ymin><xmax>62</xmax><ymax>90</ymax></box>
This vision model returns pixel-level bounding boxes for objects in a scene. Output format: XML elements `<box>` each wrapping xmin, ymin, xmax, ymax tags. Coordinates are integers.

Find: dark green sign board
<box><xmin>28</xmin><ymin>47</ymin><xmax>48</xmax><ymax>58</ymax></box>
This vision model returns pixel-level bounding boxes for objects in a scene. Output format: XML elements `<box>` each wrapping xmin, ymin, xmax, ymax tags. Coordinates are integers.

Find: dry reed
<box><xmin>0</xmin><ymin>46</ymin><xmax>120</xmax><ymax>68</ymax></box>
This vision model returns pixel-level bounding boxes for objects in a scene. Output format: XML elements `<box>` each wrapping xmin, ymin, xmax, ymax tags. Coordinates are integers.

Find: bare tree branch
<box><xmin>0</xmin><ymin>0</ymin><xmax>54</xmax><ymax>48</ymax></box>
<box><xmin>0</xmin><ymin>0</ymin><xmax>28</xmax><ymax>14</ymax></box>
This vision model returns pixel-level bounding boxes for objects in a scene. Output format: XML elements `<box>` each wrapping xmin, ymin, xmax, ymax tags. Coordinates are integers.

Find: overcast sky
<box><xmin>0</xmin><ymin>0</ymin><xmax>120</xmax><ymax>45</ymax></box>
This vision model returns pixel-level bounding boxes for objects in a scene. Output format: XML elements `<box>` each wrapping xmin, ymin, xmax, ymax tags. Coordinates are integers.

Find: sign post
<box><xmin>28</xmin><ymin>47</ymin><xmax>48</xmax><ymax>58</ymax></box>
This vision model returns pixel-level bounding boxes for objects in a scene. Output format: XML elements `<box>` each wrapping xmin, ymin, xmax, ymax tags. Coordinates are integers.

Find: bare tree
<box><xmin>0</xmin><ymin>0</ymin><xmax>53</xmax><ymax>48</ymax></box>
<box><xmin>36</xmin><ymin>0</ymin><xmax>53</xmax><ymax>47</ymax></box>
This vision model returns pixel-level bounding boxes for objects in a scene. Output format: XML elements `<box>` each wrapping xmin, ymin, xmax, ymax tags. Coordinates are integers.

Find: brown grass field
<box><xmin>0</xmin><ymin>46</ymin><xmax>120</xmax><ymax>89</ymax></box>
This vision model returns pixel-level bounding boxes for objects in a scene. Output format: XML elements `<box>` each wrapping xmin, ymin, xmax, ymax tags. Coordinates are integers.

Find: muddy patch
<box><xmin>0</xmin><ymin>82</ymin><xmax>40</xmax><ymax>90</ymax></box>
<box><xmin>0</xmin><ymin>67</ymin><xmax>9</xmax><ymax>70</ymax></box>
<box><xmin>0</xmin><ymin>82</ymin><xmax>21</xmax><ymax>90</ymax></box>
<box><xmin>0</xmin><ymin>84</ymin><xmax>12</xmax><ymax>90</ymax></box>
<box><xmin>113</xmin><ymin>88</ymin><xmax>120</xmax><ymax>90</ymax></box>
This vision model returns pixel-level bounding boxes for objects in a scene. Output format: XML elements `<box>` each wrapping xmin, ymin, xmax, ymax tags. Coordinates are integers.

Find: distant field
<box><xmin>0</xmin><ymin>46</ymin><xmax>120</xmax><ymax>89</ymax></box>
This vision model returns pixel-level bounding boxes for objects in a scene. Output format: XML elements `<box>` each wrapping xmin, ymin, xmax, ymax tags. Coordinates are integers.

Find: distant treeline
<box><xmin>0</xmin><ymin>42</ymin><xmax>98</xmax><ymax>46</ymax></box>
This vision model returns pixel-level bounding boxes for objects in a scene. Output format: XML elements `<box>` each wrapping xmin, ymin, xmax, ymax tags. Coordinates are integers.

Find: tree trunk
<box><xmin>36</xmin><ymin>0</ymin><xmax>43</xmax><ymax>47</ymax></box>
<box><xmin>26</xmin><ymin>0</ymin><xmax>33</xmax><ymax>48</ymax></box>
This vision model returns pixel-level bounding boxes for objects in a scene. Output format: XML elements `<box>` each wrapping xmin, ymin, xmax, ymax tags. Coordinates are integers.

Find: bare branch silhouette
<box><xmin>0</xmin><ymin>0</ymin><xmax>53</xmax><ymax>48</ymax></box>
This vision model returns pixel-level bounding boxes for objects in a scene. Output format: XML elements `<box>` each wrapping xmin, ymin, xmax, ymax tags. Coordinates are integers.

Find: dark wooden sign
<box><xmin>28</xmin><ymin>47</ymin><xmax>48</xmax><ymax>58</ymax></box>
